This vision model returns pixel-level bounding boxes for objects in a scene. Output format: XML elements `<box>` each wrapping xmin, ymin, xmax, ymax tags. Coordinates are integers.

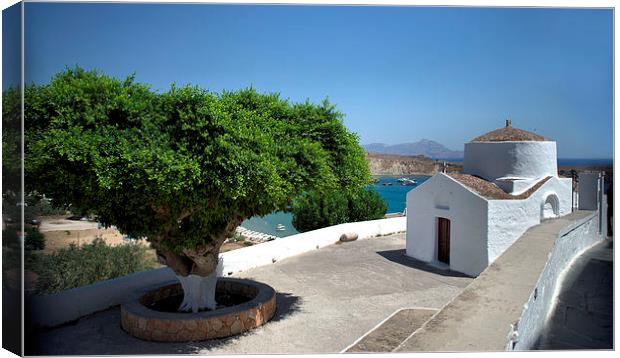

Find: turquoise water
<box><xmin>241</xmin><ymin>175</ymin><xmax>430</xmax><ymax>237</ymax></box>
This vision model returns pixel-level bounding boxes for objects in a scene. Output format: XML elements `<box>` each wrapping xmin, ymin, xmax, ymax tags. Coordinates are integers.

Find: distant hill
<box><xmin>363</xmin><ymin>139</ymin><xmax>464</xmax><ymax>159</ymax></box>
<box><xmin>366</xmin><ymin>152</ymin><xmax>463</xmax><ymax>176</ymax></box>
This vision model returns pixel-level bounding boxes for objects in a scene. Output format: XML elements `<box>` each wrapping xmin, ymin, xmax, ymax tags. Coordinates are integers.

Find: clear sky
<box><xmin>10</xmin><ymin>3</ymin><xmax>615</xmax><ymax>158</ymax></box>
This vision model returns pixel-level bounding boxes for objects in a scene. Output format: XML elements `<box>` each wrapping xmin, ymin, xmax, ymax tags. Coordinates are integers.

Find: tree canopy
<box><xmin>17</xmin><ymin>68</ymin><xmax>371</xmax><ymax>276</ymax></box>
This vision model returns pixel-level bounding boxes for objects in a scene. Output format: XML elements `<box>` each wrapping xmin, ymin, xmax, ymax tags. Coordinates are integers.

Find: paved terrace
<box><xmin>27</xmin><ymin>234</ymin><xmax>472</xmax><ymax>355</ymax></box>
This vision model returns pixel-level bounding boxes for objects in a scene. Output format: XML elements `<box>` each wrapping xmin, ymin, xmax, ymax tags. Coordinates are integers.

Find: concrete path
<box><xmin>345</xmin><ymin>308</ymin><xmax>438</xmax><ymax>352</ymax></box>
<box><xmin>27</xmin><ymin>234</ymin><xmax>472</xmax><ymax>355</ymax></box>
<box><xmin>38</xmin><ymin>217</ymin><xmax>99</xmax><ymax>232</ymax></box>
<box><xmin>533</xmin><ymin>238</ymin><xmax>613</xmax><ymax>350</ymax></box>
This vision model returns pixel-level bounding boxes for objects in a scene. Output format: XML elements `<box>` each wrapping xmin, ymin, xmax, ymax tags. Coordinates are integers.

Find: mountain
<box><xmin>366</xmin><ymin>152</ymin><xmax>463</xmax><ymax>176</ymax></box>
<box><xmin>363</xmin><ymin>139</ymin><xmax>464</xmax><ymax>159</ymax></box>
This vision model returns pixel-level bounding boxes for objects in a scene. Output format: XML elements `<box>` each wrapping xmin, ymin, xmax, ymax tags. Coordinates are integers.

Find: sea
<box><xmin>241</xmin><ymin>175</ymin><xmax>430</xmax><ymax>238</ymax></box>
<box><xmin>438</xmin><ymin>158</ymin><xmax>613</xmax><ymax>167</ymax></box>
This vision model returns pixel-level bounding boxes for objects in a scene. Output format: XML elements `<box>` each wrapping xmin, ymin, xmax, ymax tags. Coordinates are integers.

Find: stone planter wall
<box><xmin>120</xmin><ymin>278</ymin><xmax>276</xmax><ymax>342</ymax></box>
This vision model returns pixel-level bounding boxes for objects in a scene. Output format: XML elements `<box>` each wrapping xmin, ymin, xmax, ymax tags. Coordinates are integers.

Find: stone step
<box><xmin>345</xmin><ymin>308</ymin><xmax>438</xmax><ymax>353</ymax></box>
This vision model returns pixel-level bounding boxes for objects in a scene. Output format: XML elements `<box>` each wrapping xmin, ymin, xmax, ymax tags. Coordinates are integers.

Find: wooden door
<box><xmin>437</xmin><ymin>217</ymin><xmax>450</xmax><ymax>264</ymax></box>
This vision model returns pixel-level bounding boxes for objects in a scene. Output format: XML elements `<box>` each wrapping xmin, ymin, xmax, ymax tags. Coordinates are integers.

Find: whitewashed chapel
<box><xmin>406</xmin><ymin>120</ymin><xmax>572</xmax><ymax>276</ymax></box>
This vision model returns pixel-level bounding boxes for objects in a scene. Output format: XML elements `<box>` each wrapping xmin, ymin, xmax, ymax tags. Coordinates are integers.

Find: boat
<box><xmin>400</xmin><ymin>178</ymin><xmax>417</xmax><ymax>186</ymax></box>
<box><xmin>275</xmin><ymin>224</ymin><xmax>286</xmax><ymax>231</ymax></box>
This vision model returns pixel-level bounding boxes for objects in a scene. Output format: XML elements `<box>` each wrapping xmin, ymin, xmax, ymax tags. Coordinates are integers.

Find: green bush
<box><xmin>2</xmin><ymin>226</ymin><xmax>20</xmax><ymax>249</ymax></box>
<box><xmin>33</xmin><ymin>238</ymin><xmax>156</xmax><ymax>294</ymax></box>
<box><xmin>349</xmin><ymin>188</ymin><xmax>389</xmax><ymax>222</ymax></box>
<box><xmin>291</xmin><ymin>187</ymin><xmax>387</xmax><ymax>232</ymax></box>
<box><xmin>2</xmin><ymin>226</ymin><xmax>45</xmax><ymax>250</ymax></box>
<box><xmin>2</xmin><ymin>194</ymin><xmax>68</xmax><ymax>225</ymax></box>
<box><xmin>24</xmin><ymin>227</ymin><xmax>45</xmax><ymax>251</ymax></box>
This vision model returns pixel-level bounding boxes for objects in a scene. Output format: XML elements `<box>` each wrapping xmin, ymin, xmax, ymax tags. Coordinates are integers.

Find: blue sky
<box><xmin>8</xmin><ymin>3</ymin><xmax>614</xmax><ymax>158</ymax></box>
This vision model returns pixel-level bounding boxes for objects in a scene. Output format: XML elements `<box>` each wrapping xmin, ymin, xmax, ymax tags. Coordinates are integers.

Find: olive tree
<box><xmin>22</xmin><ymin>68</ymin><xmax>370</xmax><ymax>312</ymax></box>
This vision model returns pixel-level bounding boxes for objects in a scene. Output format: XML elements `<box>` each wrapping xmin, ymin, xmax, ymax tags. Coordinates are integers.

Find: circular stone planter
<box><xmin>121</xmin><ymin>278</ymin><xmax>276</xmax><ymax>342</ymax></box>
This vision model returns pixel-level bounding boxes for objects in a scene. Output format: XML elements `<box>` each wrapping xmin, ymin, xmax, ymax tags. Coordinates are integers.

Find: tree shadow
<box><xmin>26</xmin><ymin>291</ymin><xmax>302</xmax><ymax>355</ymax></box>
<box><xmin>270</xmin><ymin>291</ymin><xmax>303</xmax><ymax>322</ymax></box>
<box><xmin>376</xmin><ymin>249</ymin><xmax>472</xmax><ymax>278</ymax></box>
<box><xmin>173</xmin><ymin>291</ymin><xmax>302</xmax><ymax>354</ymax></box>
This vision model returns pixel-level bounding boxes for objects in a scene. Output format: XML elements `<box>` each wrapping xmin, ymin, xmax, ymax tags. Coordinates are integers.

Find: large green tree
<box><xmin>19</xmin><ymin>68</ymin><xmax>371</xmax><ymax>311</ymax></box>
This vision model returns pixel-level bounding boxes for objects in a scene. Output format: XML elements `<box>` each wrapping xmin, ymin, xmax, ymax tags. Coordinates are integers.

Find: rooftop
<box><xmin>448</xmin><ymin>174</ymin><xmax>552</xmax><ymax>200</ymax></box>
<box><xmin>471</xmin><ymin>119</ymin><xmax>548</xmax><ymax>142</ymax></box>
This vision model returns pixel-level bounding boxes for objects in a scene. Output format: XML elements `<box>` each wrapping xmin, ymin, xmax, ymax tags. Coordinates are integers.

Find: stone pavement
<box><xmin>27</xmin><ymin>233</ymin><xmax>472</xmax><ymax>355</ymax></box>
<box><xmin>345</xmin><ymin>308</ymin><xmax>438</xmax><ymax>352</ymax></box>
<box><xmin>533</xmin><ymin>238</ymin><xmax>613</xmax><ymax>350</ymax></box>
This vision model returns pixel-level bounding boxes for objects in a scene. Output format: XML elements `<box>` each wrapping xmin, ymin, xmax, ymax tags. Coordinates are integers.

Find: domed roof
<box><xmin>471</xmin><ymin>120</ymin><xmax>548</xmax><ymax>142</ymax></box>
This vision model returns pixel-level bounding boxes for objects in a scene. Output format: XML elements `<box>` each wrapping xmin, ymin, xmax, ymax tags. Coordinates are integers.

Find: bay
<box><xmin>241</xmin><ymin>175</ymin><xmax>430</xmax><ymax>237</ymax></box>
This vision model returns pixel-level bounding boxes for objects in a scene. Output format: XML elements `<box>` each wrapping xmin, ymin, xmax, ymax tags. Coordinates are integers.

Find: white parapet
<box><xmin>222</xmin><ymin>217</ymin><xmax>406</xmax><ymax>274</ymax></box>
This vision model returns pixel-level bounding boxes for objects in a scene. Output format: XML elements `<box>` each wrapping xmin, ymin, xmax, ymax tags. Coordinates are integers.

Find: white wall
<box><xmin>578</xmin><ymin>172</ymin><xmax>601</xmax><ymax>210</ymax></box>
<box><xmin>222</xmin><ymin>217</ymin><xmax>406</xmax><ymax>274</ymax></box>
<box><xmin>508</xmin><ymin>213</ymin><xmax>601</xmax><ymax>350</ymax></box>
<box><xmin>464</xmin><ymin>141</ymin><xmax>558</xmax><ymax>181</ymax></box>
<box><xmin>487</xmin><ymin>177</ymin><xmax>573</xmax><ymax>264</ymax></box>
<box><xmin>494</xmin><ymin>177</ymin><xmax>540</xmax><ymax>196</ymax></box>
<box><xmin>406</xmin><ymin>174</ymin><xmax>489</xmax><ymax>276</ymax></box>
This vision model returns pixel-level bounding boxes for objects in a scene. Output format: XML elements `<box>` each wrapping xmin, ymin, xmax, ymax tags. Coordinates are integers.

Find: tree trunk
<box><xmin>151</xmin><ymin>216</ymin><xmax>242</xmax><ymax>312</ymax></box>
<box><xmin>176</xmin><ymin>264</ymin><xmax>223</xmax><ymax>312</ymax></box>
<box><xmin>155</xmin><ymin>246</ymin><xmax>224</xmax><ymax>312</ymax></box>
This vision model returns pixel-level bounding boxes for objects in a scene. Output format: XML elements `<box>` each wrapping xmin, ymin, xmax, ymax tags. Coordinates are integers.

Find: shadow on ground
<box><xmin>533</xmin><ymin>238</ymin><xmax>613</xmax><ymax>350</ymax></box>
<box><xmin>26</xmin><ymin>291</ymin><xmax>302</xmax><ymax>355</ymax></box>
<box><xmin>376</xmin><ymin>249</ymin><xmax>471</xmax><ymax>278</ymax></box>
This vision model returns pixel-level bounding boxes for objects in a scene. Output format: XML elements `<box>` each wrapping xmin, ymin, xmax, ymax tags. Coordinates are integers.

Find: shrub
<box><xmin>349</xmin><ymin>188</ymin><xmax>389</xmax><ymax>222</ymax></box>
<box><xmin>24</xmin><ymin>227</ymin><xmax>45</xmax><ymax>251</ymax></box>
<box><xmin>2</xmin><ymin>226</ymin><xmax>20</xmax><ymax>249</ymax></box>
<box><xmin>291</xmin><ymin>187</ymin><xmax>387</xmax><ymax>232</ymax></box>
<box><xmin>33</xmin><ymin>238</ymin><xmax>156</xmax><ymax>294</ymax></box>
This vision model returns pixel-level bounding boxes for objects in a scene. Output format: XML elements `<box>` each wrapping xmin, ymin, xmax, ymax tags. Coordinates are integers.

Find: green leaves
<box><xmin>291</xmin><ymin>187</ymin><xmax>388</xmax><ymax>233</ymax></box>
<box><xmin>32</xmin><ymin>238</ymin><xmax>155</xmax><ymax>294</ymax></box>
<box><xmin>15</xmin><ymin>67</ymin><xmax>372</xmax><ymax>252</ymax></box>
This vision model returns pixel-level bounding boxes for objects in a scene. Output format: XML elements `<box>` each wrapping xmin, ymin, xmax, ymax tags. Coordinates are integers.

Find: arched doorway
<box><xmin>542</xmin><ymin>194</ymin><xmax>560</xmax><ymax>220</ymax></box>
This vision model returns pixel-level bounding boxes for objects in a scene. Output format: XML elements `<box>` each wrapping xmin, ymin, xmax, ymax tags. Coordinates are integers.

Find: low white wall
<box><xmin>27</xmin><ymin>266</ymin><xmax>177</xmax><ymax>328</ymax></box>
<box><xmin>222</xmin><ymin>217</ymin><xmax>405</xmax><ymax>274</ymax></box>
<box><xmin>507</xmin><ymin>212</ymin><xmax>601</xmax><ymax>350</ymax></box>
<box><xmin>27</xmin><ymin>217</ymin><xmax>406</xmax><ymax>328</ymax></box>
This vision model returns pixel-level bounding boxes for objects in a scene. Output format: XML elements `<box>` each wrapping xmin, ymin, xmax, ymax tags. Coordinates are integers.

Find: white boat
<box><xmin>400</xmin><ymin>178</ymin><xmax>417</xmax><ymax>186</ymax></box>
<box><xmin>275</xmin><ymin>224</ymin><xmax>286</xmax><ymax>231</ymax></box>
